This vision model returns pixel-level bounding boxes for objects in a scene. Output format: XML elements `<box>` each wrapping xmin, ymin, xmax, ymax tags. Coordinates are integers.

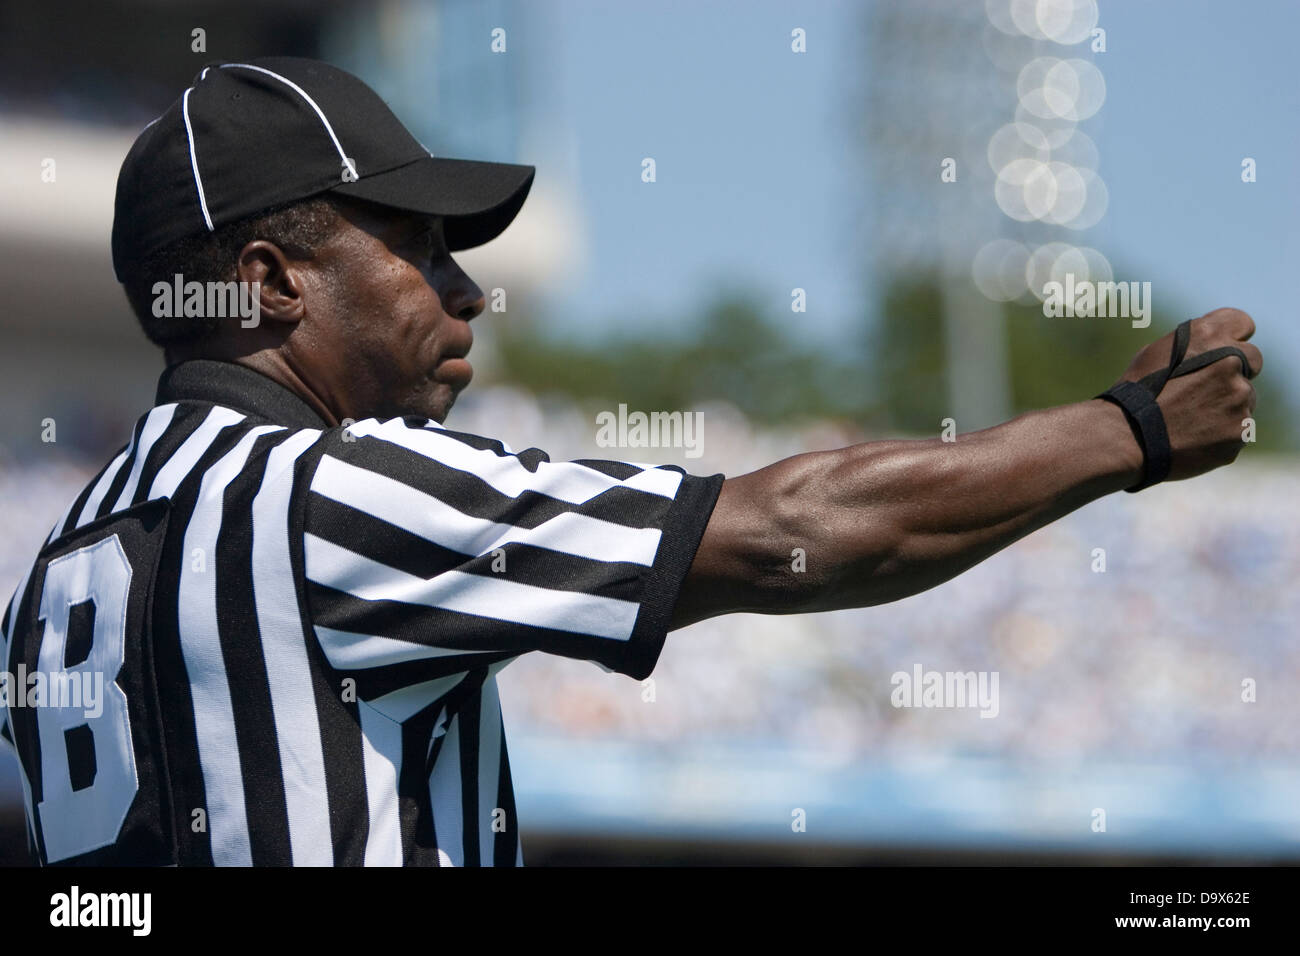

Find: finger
<box><xmin>1202</xmin><ymin>307</ymin><xmax>1256</xmax><ymax>341</ymax></box>
<box><xmin>1197</xmin><ymin>307</ymin><xmax>1251</xmax><ymax>341</ymax></box>
<box><xmin>1236</xmin><ymin>312</ymin><xmax>1256</xmax><ymax>341</ymax></box>
<box><xmin>1237</xmin><ymin>341</ymin><xmax>1263</xmax><ymax>378</ymax></box>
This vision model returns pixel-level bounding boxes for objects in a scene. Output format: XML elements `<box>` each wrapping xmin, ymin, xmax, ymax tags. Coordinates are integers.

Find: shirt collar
<box><xmin>155</xmin><ymin>359</ymin><xmax>329</xmax><ymax>430</ymax></box>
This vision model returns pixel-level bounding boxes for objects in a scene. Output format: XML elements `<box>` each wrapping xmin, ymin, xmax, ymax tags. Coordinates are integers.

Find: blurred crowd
<box><xmin>2</xmin><ymin>385</ymin><xmax>1296</xmax><ymax>770</ymax></box>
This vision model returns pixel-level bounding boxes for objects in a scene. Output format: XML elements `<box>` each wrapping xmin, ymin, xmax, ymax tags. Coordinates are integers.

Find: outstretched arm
<box><xmin>671</xmin><ymin>308</ymin><xmax>1262</xmax><ymax>627</ymax></box>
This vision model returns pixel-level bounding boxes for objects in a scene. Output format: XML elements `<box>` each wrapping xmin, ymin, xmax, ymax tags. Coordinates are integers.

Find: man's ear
<box><xmin>235</xmin><ymin>239</ymin><xmax>307</xmax><ymax>324</ymax></box>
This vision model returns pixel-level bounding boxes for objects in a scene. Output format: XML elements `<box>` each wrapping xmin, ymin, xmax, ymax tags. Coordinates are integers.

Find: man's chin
<box><xmin>422</xmin><ymin>382</ymin><xmax>463</xmax><ymax>424</ymax></box>
<box><xmin>432</xmin><ymin>394</ymin><xmax>456</xmax><ymax>423</ymax></box>
<box><xmin>373</xmin><ymin>383</ymin><xmax>460</xmax><ymax>424</ymax></box>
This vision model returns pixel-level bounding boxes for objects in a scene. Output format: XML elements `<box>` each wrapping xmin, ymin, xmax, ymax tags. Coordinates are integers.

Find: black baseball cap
<box><xmin>111</xmin><ymin>56</ymin><xmax>535</xmax><ymax>282</ymax></box>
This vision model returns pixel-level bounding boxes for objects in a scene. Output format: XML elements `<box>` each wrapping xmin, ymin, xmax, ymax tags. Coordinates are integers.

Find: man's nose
<box><xmin>440</xmin><ymin>267</ymin><xmax>485</xmax><ymax>321</ymax></box>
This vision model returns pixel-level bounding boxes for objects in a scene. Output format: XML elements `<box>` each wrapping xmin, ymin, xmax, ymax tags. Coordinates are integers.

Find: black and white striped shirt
<box><xmin>1</xmin><ymin>360</ymin><xmax>722</xmax><ymax>866</ymax></box>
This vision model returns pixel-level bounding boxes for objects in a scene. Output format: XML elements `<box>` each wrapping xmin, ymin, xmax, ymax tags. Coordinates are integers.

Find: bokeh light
<box><xmin>1024</xmin><ymin>242</ymin><xmax>1113</xmax><ymax>301</ymax></box>
<box><xmin>979</xmin><ymin>0</ymin><xmax>1108</xmax><ymax>301</ymax></box>
<box><xmin>973</xmin><ymin>238</ymin><xmax>1032</xmax><ymax>301</ymax></box>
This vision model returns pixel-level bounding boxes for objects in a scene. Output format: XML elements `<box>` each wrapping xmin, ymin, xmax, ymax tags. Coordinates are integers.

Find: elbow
<box><xmin>736</xmin><ymin>448</ymin><xmax>911</xmax><ymax>614</ymax></box>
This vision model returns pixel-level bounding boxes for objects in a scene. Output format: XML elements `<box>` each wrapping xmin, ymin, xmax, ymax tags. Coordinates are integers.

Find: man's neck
<box><xmin>231</xmin><ymin>353</ymin><xmax>342</xmax><ymax>428</ymax></box>
<box><xmin>163</xmin><ymin>343</ymin><xmax>343</xmax><ymax>428</ymax></box>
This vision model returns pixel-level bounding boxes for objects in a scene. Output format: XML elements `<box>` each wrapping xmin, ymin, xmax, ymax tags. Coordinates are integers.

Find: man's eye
<box><xmin>414</xmin><ymin>227</ymin><xmax>443</xmax><ymax>256</ymax></box>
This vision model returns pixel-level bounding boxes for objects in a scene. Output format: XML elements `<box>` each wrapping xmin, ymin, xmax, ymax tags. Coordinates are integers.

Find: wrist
<box><xmin>1087</xmin><ymin>397</ymin><xmax>1146</xmax><ymax>491</ymax></box>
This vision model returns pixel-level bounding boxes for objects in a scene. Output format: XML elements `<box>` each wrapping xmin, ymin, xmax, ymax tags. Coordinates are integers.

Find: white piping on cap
<box><xmin>219</xmin><ymin>62</ymin><xmax>359</xmax><ymax>180</ymax></box>
<box><xmin>181</xmin><ymin>86</ymin><xmax>215</xmax><ymax>231</ymax></box>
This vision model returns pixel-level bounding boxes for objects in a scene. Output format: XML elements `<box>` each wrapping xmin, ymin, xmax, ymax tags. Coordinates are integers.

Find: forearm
<box><xmin>675</xmin><ymin>398</ymin><xmax>1143</xmax><ymax>623</ymax></box>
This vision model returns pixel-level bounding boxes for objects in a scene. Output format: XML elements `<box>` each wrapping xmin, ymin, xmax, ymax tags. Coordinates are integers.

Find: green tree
<box><xmin>870</xmin><ymin>271</ymin><xmax>1294</xmax><ymax>450</ymax></box>
<box><xmin>493</xmin><ymin>294</ymin><xmax>872</xmax><ymax>426</ymax></box>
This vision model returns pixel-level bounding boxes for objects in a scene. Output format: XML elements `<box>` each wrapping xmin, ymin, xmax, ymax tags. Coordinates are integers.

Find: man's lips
<box><xmin>433</xmin><ymin>319</ymin><xmax>474</xmax><ymax>387</ymax></box>
<box><xmin>442</xmin><ymin>320</ymin><xmax>474</xmax><ymax>360</ymax></box>
<box><xmin>437</xmin><ymin>349</ymin><xmax>473</xmax><ymax>387</ymax></box>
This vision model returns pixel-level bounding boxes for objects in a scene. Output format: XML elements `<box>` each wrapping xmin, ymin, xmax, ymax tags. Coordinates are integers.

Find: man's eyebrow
<box><xmin>396</xmin><ymin>213</ymin><xmax>443</xmax><ymax>235</ymax></box>
<box><xmin>385</xmin><ymin>213</ymin><xmax>445</xmax><ymax>253</ymax></box>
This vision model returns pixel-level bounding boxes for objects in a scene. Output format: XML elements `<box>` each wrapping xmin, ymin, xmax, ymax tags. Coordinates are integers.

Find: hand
<box><xmin>1111</xmin><ymin>308</ymin><xmax>1262</xmax><ymax>482</ymax></box>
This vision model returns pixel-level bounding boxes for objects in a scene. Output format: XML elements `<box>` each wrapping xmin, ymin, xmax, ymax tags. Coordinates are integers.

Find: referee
<box><xmin>1</xmin><ymin>57</ymin><xmax>1262</xmax><ymax>866</ymax></box>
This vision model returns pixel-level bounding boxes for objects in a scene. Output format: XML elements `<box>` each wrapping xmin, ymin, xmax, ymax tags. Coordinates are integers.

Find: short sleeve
<box><xmin>299</xmin><ymin>416</ymin><xmax>723</xmax><ymax>684</ymax></box>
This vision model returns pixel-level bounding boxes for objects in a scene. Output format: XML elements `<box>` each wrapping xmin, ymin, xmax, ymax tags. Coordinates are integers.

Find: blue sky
<box><xmin>492</xmin><ymin>0</ymin><xmax>1296</xmax><ymax>396</ymax></box>
<box><xmin>512</xmin><ymin>0</ymin><xmax>861</xmax><ymax>343</ymax></box>
<box><xmin>1096</xmin><ymin>0</ymin><xmax>1298</xmax><ymax>366</ymax></box>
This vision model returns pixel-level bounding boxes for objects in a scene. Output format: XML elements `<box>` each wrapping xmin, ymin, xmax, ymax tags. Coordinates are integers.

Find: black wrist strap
<box><xmin>1098</xmin><ymin>319</ymin><xmax>1253</xmax><ymax>493</ymax></box>
<box><xmin>1101</xmin><ymin>380</ymin><xmax>1172</xmax><ymax>491</ymax></box>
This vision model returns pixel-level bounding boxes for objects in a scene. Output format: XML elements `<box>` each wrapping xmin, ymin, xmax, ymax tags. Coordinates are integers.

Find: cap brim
<box><xmin>331</xmin><ymin>156</ymin><xmax>535</xmax><ymax>251</ymax></box>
